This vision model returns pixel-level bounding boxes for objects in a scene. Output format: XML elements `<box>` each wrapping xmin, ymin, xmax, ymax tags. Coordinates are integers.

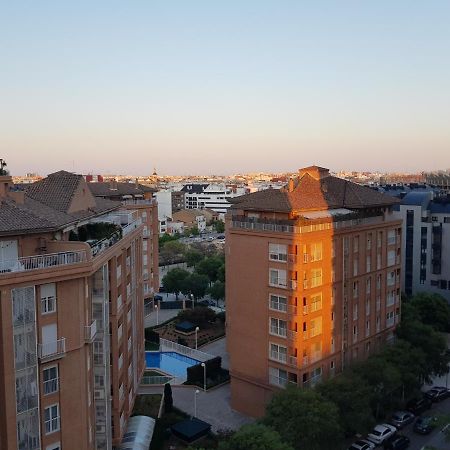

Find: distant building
<box><xmin>0</xmin><ymin>170</ymin><xmax>146</xmax><ymax>449</ymax></box>
<box><xmin>172</xmin><ymin>209</ymin><xmax>207</xmax><ymax>233</ymax></box>
<box><xmin>154</xmin><ymin>191</ymin><xmax>173</xmax><ymax>235</ymax></box>
<box><xmin>226</xmin><ymin>166</ymin><xmax>402</xmax><ymax>417</ymax></box>
<box><xmin>181</xmin><ymin>183</ymin><xmax>248</xmax><ymax>216</ymax></box>
<box><xmin>171</xmin><ymin>190</ymin><xmax>185</xmax><ymax>212</ymax></box>
<box><xmin>393</xmin><ymin>191</ymin><xmax>450</xmax><ymax>301</ymax></box>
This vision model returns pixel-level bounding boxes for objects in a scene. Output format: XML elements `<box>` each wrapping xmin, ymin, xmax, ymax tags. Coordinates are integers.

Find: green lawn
<box><xmin>132</xmin><ymin>394</ymin><xmax>163</xmax><ymax>418</ymax></box>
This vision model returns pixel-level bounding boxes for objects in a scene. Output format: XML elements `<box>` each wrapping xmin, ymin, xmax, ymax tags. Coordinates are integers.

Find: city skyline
<box><xmin>2</xmin><ymin>1</ymin><xmax>450</xmax><ymax>175</ymax></box>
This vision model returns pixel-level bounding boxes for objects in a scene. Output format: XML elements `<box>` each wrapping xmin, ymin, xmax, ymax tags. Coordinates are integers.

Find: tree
<box><xmin>208</xmin><ymin>280</ymin><xmax>225</xmax><ymax>301</ymax></box>
<box><xmin>184</xmin><ymin>225</ymin><xmax>200</xmax><ymax>236</ymax></box>
<box><xmin>213</xmin><ymin>220</ymin><xmax>225</xmax><ymax>233</ymax></box>
<box><xmin>185</xmin><ymin>249</ymin><xmax>203</xmax><ymax>267</ymax></box>
<box><xmin>159</xmin><ymin>232</ymin><xmax>180</xmax><ymax>247</ymax></box>
<box><xmin>181</xmin><ymin>273</ymin><xmax>209</xmax><ymax>300</ymax></box>
<box><xmin>218</xmin><ymin>424</ymin><xmax>293</xmax><ymax>450</ymax></box>
<box><xmin>159</xmin><ymin>240</ymin><xmax>186</xmax><ymax>265</ymax></box>
<box><xmin>263</xmin><ymin>387</ymin><xmax>343</xmax><ymax>450</ymax></box>
<box><xmin>317</xmin><ymin>373</ymin><xmax>374</xmax><ymax>436</ymax></box>
<box><xmin>177</xmin><ymin>307</ymin><xmax>216</xmax><ymax>327</ymax></box>
<box><xmin>217</xmin><ymin>263</ymin><xmax>225</xmax><ymax>282</ymax></box>
<box><xmin>195</xmin><ymin>256</ymin><xmax>223</xmax><ymax>284</ymax></box>
<box><xmin>408</xmin><ymin>293</ymin><xmax>450</xmax><ymax>332</ymax></box>
<box><xmin>164</xmin><ymin>383</ymin><xmax>173</xmax><ymax>413</ymax></box>
<box><xmin>162</xmin><ymin>268</ymin><xmax>189</xmax><ymax>299</ymax></box>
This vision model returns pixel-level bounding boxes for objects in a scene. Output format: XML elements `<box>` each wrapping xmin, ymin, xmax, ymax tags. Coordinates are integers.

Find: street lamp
<box><xmin>195</xmin><ymin>327</ymin><xmax>199</xmax><ymax>350</ymax></box>
<box><xmin>190</xmin><ymin>293</ymin><xmax>194</xmax><ymax>307</ymax></box>
<box><xmin>193</xmin><ymin>389</ymin><xmax>200</xmax><ymax>418</ymax></box>
<box><xmin>201</xmin><ymin>362</ymin><xmax>206</xmax><ymax>391</ymax></box>
<box><xmin>154</xmin><ymin>304</ymin><xmax>159</xmax><ymax>325</ymax></box>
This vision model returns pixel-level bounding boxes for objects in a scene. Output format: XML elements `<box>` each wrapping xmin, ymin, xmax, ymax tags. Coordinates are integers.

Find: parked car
<box><xmin>383</xmin><ymin>435</ymin><xmax>410</xmax><ymax>450</ymax></box>
<box><xmin>367</xmin><ymin>423</ymin><xmax>397</xmax><ymax>445</ymax></box>
<box><xmin>154</xmin><ymin>294</ymin><xmax>163</xmax><ymax>301</ymax></box>
<box><xmin>424</xmin><ymin>386</ymin><xmax>450</xmax><ymax>402</ymax></box>
<box><xmin>348</xmin><ymin>440</ymin><xmax>375</xmax><ymax>450</ymax></box>
<box><xmin>413</xmin><ymin>416</ymin><xmax>437</xmax><ymax>435</ymax></box>
<box><xmin>217</xmin><ymin>234</ymin><xmax>225</xmax><ymax>239</ymax></box>
<box><xmin>406</xmin><ymin>397</ymin><xmax>432</xmax><ymax>415</ymax></box>
<box><xmin>389</xmin><ymin>411</ymin><xmax>415</xmax><ymax>429</ymax></box>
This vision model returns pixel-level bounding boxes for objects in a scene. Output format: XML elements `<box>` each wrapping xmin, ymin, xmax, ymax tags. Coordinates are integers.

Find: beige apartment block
<box><xmin>0</xmin><ymin>170</ymin><xmax>152</xmax><ymax>449</ymax></box>
<box><xmin>226</xmin><ymin>166</ymin><xmax>402</xmax><ymax>417</ymax></box>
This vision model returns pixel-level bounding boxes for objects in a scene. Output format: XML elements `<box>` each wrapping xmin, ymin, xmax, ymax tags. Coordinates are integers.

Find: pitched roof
<box><xmin>0</xmin><ymin>173</ymin><xmax>120</xmax><ymax>236</ymax></box>
<box><xmin>88</xmin><ymin>182</ymin><xmax>156</xmax><ymax>197</ymax></box>
<box><xmin>26</xmin><ymin>170</ymin><xmax>82</xmax><ymax>212</ymax></box>
<box><xmin>231</xmin><ymin>167</ymin><xmax>398</xmax><ymax>213</ymax></box>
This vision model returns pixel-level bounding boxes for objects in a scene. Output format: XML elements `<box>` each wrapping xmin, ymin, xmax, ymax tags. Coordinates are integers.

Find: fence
<box><xmin>159</xmin><ymin>338</ymin><xmax>212</xmax><ymax>362</ymax></box>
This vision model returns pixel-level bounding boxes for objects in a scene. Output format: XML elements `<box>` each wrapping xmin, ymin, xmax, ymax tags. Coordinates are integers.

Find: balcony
<box><xmin>38</xmin><ymin>338</ymin><xmax>66</xmax><ymax>362</ymax></box>
<box><xmin>123</xmin><ymin>198</ymin><xmax>157</xmax><ymax>206</ymax></box>
<box><xmin>311</xmin><ymin>351</ymin><xmax>322</xmax><ymax>363</ymax></box>
<box><xmin>0</xmin><ymin>250</ymin><xmax>87</xmax><ymax>275</ymax></box>
<box><xmin>269</xmin><ymin>375</ymin><xmax>297</xmax><ymax>388</ymax></box>
<box><xmin>288</xmin><ymin>356</ymin><xmax>297</xmax><ymax>367</ymax></box>
<box><xmin>85</xmin><ymin>320</ymin><xmax>98</xmax><ymax>343</ymax></box>
<box><xmin>288</xmin><ymin>329</ymin><xmax>298</xmax><ymax>341</ymax></box>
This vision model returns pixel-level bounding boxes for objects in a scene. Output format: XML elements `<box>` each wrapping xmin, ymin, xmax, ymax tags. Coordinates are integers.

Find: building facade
<box><xmin>0</xmin><ymin>171</ymin><xmax>146</xmax><ymax>449</ymax></box>
<box><xmin>393</xmin><ymin>192</ymin><xmax>450</xmax><ymax>301</ymax></box>
<box><xmin>87</xmin><ymin>181</ymin><xmax>159</xmax><ymax>297</ymax></box>
<box><xmin>226</xmin><ymin>166</ymin><xmax>402</xmax><ymax>417</ymax></box>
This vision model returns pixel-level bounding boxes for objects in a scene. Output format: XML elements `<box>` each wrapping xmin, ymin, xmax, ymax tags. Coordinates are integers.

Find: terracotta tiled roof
<box><xmin>26</xmin><ymin>170</ymin><xmax>82</xmax><ymax>212</ymax></box>
<box><xmin>0</xmin><ymin>172</ymin><xmax>121</xmax><ymax>235</ymax></box>
<box><xmin>231</xmin><ymin>168</ymin><xmax>398</xmax><ymax>213</ymax></box>
<box><xmin>88</xmin><ymin>182</ymin><xmax>156</xmax><ymax>197</ymax></box>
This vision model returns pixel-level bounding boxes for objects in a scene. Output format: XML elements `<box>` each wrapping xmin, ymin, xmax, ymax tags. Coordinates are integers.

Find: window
<box><xmin>366</xmin><ymin>255</ymin><xmax>371</xmax><ymax>272</ymax></box>
<box><xmin>353</xmin><ymin>325</ymin><xmax>358</xmax><ymax>342</ymax></box>
<box><xmin>270</xmin><ymin>318</ymin><xmax>287</xmax><ymax>337</ymax></box>
<box><xmin>366</xmin><ymin>277</ymin><xmax>371</xmax><ymax>294</ymax></box>
<box><xmin>310</xmin><ymin>293</ymin><xmax>322</xmax><ymax>312</ymax></box>
<box><xmin>367</xmin><ymin>233</ymin><xmax>372</xmax><ymax>250</ymax></box>
<box><xmin>44</xmin><ymin>404</ymin><xmax>60</xmax><ymax>434</ymax></box>
<box><xmin>269</xmin><ymin>343</ymin><xmax>287</xmax><ymax>363</ymax></box>
<box><xmin>377</xmin><ymin>254</ymin><xmax>381</xmax><ymax>270</ymax></box>
<box><xmin>310</xmin><ymin>269</ymin><xmax>322</xmax><ymax>288</ymax></box>
<box><xmin>310</xmin><ymin>242</ymin><xmax>322</xmax><ymax>262</ymax></box>
<box><xmin>43</xmin><ymin>366</ymin><xmax>59</xmax><ymax>395</ymax></box>
<box><xmin>387</xmin><ymin>250</ymin><xmax>395</xmax><ymax>266</ymax></box>
<box><xmin>41</xmin><ymin>283</ymin><xmax>56</xmax><ymax>314</ymax></box>
<box><xmin>366</xmin><ymin>320</ymin><xmax>370</xmax><ymax>337</ymax></box>
<box><xmin>269</xmin><ymin>367</ymin><xmax>288</xmax><ymax>387</ymax></box>
<box><xmin>386</xmin><ymin>291</ymin><xmax>395</xmax><ymax>307</ymax></box>
<box><xmin>386</xmin><ymin>311</ymin><xmax>395</xmax><ymax>327</ymax></box>
<box><xmin>387</xmin><ymin>230</ymin><xmax>396</xmax><ymax>245</ymax></box>
<box><xmin>387</xmin><ymin>271</ymin><xmax>395</xmax><ymax>286</ymax></box>
<box><xmin>46</xmin><ymin>444</ymin><xmax>61</xmax><ymax>450</ymax></box>
<box><xmin>353</xmin><ymin>236</ymin><xmax>359</xmax><ymax>253</ymax></box>
<box><xmin>269</xmin><ymin>294</ymin><xmax>287</xmax><ymax>312</ymax></box>
<box><xmin>310</xmin><ymin>317</ymin><xmax>322</xmax><ymax>337</ymax></box>
<box><xmin>353</xmin><ymin>259</ymin><xmax>358</xmax><ymax>276</ymax></box>
<box><xmin>269</xmin><ymin>269</ymin><xmax>287</xmax><ymax>288</ymax></box>
<box><xmin>353</xmin><ymin>281</ymin><xmax>359</xmax><ymax>298</ymax></box>
<box><xmin>366</xmin><ymin>299</ymin><xmax>370</xmax><ymax>315</ymax></box>
<box><xmin>377</xmin><ymin>231</ymin><xmax>383</xmax><ymax>247</ymax></box>
<box><xmin>269</xmin><ymin>243</ymin><xmax>287</xmax><ymax>262</ymax></box>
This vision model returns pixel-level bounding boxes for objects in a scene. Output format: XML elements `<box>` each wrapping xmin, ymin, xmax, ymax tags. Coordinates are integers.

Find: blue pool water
<box><xmin>145</xmin><ymin>351</ymin><xmax>200</xmax><ymax>378</ymax></box>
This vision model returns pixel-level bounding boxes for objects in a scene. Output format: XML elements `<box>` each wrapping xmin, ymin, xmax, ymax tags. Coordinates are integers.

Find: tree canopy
<box><xmin>218</xmin><ymin>424</ymin><xmax>293</xmax><ymax>450</ymax></box>
<box><xmin>263</xmin><ymin>388</ymin><xmax>343</xmax><ymax>450</ymax></box>
<box><xmin>162</xmin><ymin>268</ymin><xmax>189</xmax><ymax>299</ymax></box>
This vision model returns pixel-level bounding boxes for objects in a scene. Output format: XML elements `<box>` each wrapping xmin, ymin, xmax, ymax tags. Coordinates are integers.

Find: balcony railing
<box><xmin>123</xmin><ymin>199</ymin><xmax>157</xmax><ymax>206</ymax></box>
<box><xmin>270</xmin><ymin>325</ymin><xmax>287</xmax><ymax>338</ymax></box>
<box><xmin>0</xmin><ymin>250</ymin><xmax>87</xmax><ymax>274</ymax></box>
<box><xmin>38</xmin><ymin>338</ymin><xmax>66</xmax><ymax>361</ymax></box>
<box><xmin>269</xmin><ymin>350</ymin><xmax>287</xmax><ymax>364</ymax></box>
<box><xmin>303</xmin><ymin>374</ymin><xmax>322</xmax><ymax>388</ymax></box>
<box><xmin>85</xmin><ymin>320</ymin><xmax>98</xmax><ymax>343</ymax></box>
<box><xmin>269</xmin><ymin>299</ymin><xmax>288</xmax><ymax>312</ymax></box>
<box><xmin>269</xmin><ymin>375</ymin><xmax>297</xmax><ymax>388</ymax></box>
<box><xmin>288</xmin><ymin>329</ymin><xmax>298</xmax><ymax>341</ymax></box>
<box><xmin>311</xmin><ymin>351</ymin><xmax>322</xmax><ymax>363</ymax></box>
<box><xmin>288</xmin><ymin>356</ymin><xmax>297</xmax><ymax>367</ymax></box>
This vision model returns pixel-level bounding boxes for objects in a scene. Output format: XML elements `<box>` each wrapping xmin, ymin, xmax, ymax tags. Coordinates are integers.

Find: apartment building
<box><xmin>393</xmin><ymin>191</ymin><xmax>450</xmax><ymax>300</ymax></box>
<box><xmin>87</xmin><ymin>181</ymin><xmax>159</xmax><ymax>297</ymax></box>
<box><xmin>0</xmin><ymin>170</ymin><xmax>146</xmax><ymax>449</ymax></box>
<box><xmin>226</xmin><ymin>166</ymin><xmax>402</xmax><ymax>417</ymax></box>
<box><xmin>182</xmin><ymin>183</ymin><xmax>248</xmax><ymax>216</ymax></box>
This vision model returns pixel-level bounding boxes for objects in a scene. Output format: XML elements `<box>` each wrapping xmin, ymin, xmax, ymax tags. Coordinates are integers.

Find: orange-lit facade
<box><xmin>226</xmin><ymin>166</ymin><xmax>402</xmax><ymax>417</ymax></box>
<box><xmin>0</xmin><ymin>172</ymin><xmax>148</xmax><ymax>449</ymax></box>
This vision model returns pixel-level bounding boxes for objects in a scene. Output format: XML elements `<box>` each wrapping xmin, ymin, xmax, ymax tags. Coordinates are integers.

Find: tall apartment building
<box><xmin>87</xmin><ymin>182</ymin><xmax>159</xmax><ymax>297</ymax></box>
<box><xmin>0</xmin><ymin>171</ymin><xmax>147</xmax><ymax>449</ymax></box>
<box><xmin>393</xmin><ymin>191</ymin><xmax>450</xmax><ymax>300</ymax></box>
<box><xmin>226</xmin><ymin>166</ymin><xmax>402</xmax><ymax>417</ymax></box>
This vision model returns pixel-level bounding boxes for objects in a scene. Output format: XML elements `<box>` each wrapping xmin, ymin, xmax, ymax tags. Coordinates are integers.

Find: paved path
<box><xmin>172</xmin><ymin>384</ymin><xmax>253</xmax><ymax>432</ymax></box>
<box><xmin>200</xmin><ymin>337</ymin><xmax>229</xmax><ymax>369</ymax></box>
<box><xmin>144</xmin><ymin>308</ymin><xmax>181</xmax><ymax>328</ymax></box>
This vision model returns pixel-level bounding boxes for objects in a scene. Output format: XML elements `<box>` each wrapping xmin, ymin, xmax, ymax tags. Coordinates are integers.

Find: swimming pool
<box><xmin>145</xmin><ymin>351</ymin><xmax>200</xmax><ymax>378</ymax></box>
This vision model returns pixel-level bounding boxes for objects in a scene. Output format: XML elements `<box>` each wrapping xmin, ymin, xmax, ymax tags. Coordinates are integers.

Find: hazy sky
<box><xmin>1</xmin><ymin>1</ymin><xmax>449</xmax><ymax>176</ymax></box>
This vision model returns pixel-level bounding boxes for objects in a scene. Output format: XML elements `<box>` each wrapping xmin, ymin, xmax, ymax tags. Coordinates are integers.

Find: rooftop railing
<box><xmin>0</xmin><ymin>250</ymin><xmax>87</xmax><ymax>275</ymax></box>
<box><xmin>231</xmin><ymin>214</ymin><xmax>385</xmax><ymax>235</ymax></box>
<box><xmin>123</xmin><ymin>199</ymin><xmax>157</xmax><ymax>206</ymax></box>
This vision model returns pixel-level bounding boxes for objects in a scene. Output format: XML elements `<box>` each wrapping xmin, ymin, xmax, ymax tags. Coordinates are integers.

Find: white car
<box><xmin>348</xmin><ymin>439</ymin><xmax>375</xmax><ymax>450</ymax></box>
<box><xmin>366</xmin><ymin>423</ymin><xmax>397</xmax><ymax>445</ymax></box>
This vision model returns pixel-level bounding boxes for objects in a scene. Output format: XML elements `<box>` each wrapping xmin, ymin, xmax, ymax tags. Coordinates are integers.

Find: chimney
<box><xmin>288</xmin><ymin>178</ymin><xmax>295</xmax><ymax>192</ymax></box>
<box><xmin>0</xmin><ymin>175</ymin><xmax>13</xmax><ymax>199</ymax></box>
<box><xmin>298</xmin><ymin>166</ymin><xmax>330</xmax><ymax>181</ymax></box>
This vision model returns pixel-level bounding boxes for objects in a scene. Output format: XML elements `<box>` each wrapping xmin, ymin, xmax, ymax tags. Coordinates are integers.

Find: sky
<box><xmin>1</xmin><ymin>1</ymin><xmax>449</xmax><ymax>176</ymax></box>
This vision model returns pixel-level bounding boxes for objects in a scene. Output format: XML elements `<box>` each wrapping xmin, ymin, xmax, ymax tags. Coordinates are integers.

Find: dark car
<box><xmin>154</xmin><ymin>294</ymin><xmax>163</xmax><ymax>301</ymax></box>
<box><xmin>413</xmin><ymin>416</ymin><xmax>437</xmax><ymax>434</ymax></box>
<box><xmin>217</xmin><ymin>235</ymin><xmax>225</xmax><ymax>239</ymax></box>
<box><xmin>424</xmin><ymin>386</ymin><xmax>450</xmax><ymax>402</ymax></box>
<box><xmin>383</xmin><ymin>435</ymin><xmax>410</xmax><ymax>450</ymax></box>
<box><xmin>406</xmin><ymin>397</ymin><xmax>432</xmax><ymax>415</ymax></box>
<box><xmin>389</xmin><ymin>411</ymin><xmax>415</xmax><ymax>429</ymax></box>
